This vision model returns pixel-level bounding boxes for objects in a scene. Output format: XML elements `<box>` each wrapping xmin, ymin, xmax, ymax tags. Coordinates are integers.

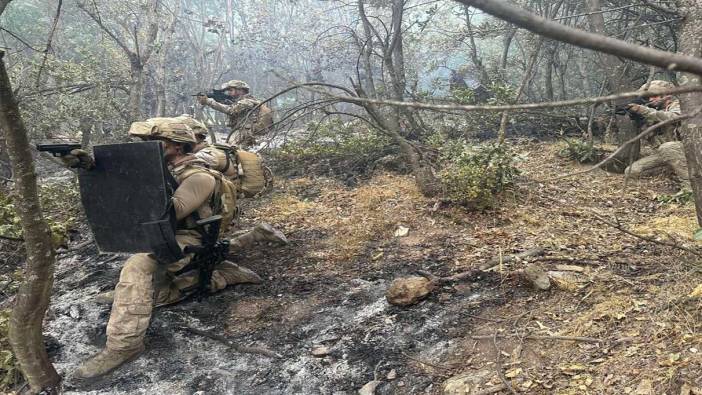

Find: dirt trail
<box><xmin>40</xmin><ymin>140</ymin><xmax>702</xmax><ymax>394</ymax></box>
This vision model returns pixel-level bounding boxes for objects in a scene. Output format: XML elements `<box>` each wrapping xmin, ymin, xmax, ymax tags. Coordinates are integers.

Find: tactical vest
<box><xmin>171</xmin><ymin>161</ymin><xmax>237</xmax><ymax>233</ymax></box>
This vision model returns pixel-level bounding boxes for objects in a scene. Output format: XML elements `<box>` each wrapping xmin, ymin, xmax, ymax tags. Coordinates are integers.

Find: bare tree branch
<box><xmin>302</xmin><ymin>84</ymin><xmax>702</xmax><ymax>112</ymax></box>
<box><xmin>454</xmin><ymin>0</ymin><xmax>702</xmax><ymax>74</ymax></box>
<box><xmin>35</xmin><ymin>0</ymin><xmax>63</xmax><ymax>87</ymax></box>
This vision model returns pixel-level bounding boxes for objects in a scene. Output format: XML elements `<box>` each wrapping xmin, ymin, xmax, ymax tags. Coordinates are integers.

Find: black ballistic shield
<box><xmin>78</xmin><ymin>141</ymin><xmax>178</xmax><ymax>256</ymax></box>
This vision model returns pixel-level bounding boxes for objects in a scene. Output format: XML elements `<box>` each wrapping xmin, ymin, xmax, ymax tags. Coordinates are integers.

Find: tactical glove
<box><xmin>626</xmin><ymin>104</ymin><xmax>650</xmax><ymax>115</ymax></box>
<box><xmin>61</xmin><ymin>149</ymin><xmax>95</xmax><ymax>170</ymax></box>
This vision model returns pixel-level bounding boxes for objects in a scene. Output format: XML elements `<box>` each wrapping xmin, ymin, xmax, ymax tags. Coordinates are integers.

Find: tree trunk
<box><xmin>500</xmin><ymin>26</ymin><xmax>516</xmax><ymax>74</ymax></box>
<box><xmin>464</xmin><ymin>5</ymin><xmax>491</xmax><ymax>85</ymax></box>
<box><xmin>678</xmin><ymin>1</ymin><xmax>702</xmax><ymax>226</ymax></box>
<box><xmin>0</xmin><ymin>51</ymin><xmax>60</xmax><ymax>392</ymax></box>
<box><xmin>128</xmin><ymin>60</ymin><xmax>144</xmax><ymax>122</ymax></box>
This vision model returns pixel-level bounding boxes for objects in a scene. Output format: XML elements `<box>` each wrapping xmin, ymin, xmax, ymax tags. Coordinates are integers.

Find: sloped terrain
<box><xmin>32</xmin><ymin>140</ymin><xmax>702</xmax><ymax>394</ymax></box>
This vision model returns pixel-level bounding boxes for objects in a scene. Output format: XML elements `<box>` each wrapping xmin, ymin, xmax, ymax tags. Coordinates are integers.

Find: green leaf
<box><xmin>694</xmin><ymin>228</ymin><xmax>702</xmax><ymax>241</ymax></box>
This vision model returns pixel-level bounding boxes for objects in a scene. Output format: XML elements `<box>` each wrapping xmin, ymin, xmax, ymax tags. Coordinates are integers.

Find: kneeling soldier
<box><xmin>72</xmin><ymin>119</ymin><xmax>260</xmax><ymax>381</ymax></box>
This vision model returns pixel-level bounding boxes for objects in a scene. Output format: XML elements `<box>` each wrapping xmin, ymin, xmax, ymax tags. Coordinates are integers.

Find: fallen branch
<box><xmin>401</xmin><ymin>352</ymin><xmax>455</xmax><ymax>371</ymax></box>
<box><xmin>474</xmin><ymin>384</ymin><xmax>509</xmax><ymax>395</ymax></box>
<box><xmin>175</xmin><ymin>325</ymin><xmax>281</xmax><ymax>359</ymax></box>
<box><xmin>473</xmin><ymin>334</ymin><xmax>604</xmax><ymax>343</ymax></box>
<box><xmin>57</xmin><ymin>238</ymin><xmax>94</xmax><ymax>256</ymax></box>
<box><xmin>591</xmin><ymin>212</ymin><xmax>702</xmax><ymax>258</ymax></box>
<box><xmin>531</xmin><ymin>256</ymin><xmax>601</xmax><ymax>266</ymax></box>
<box><xmin>493</xmin><ymin>332</ymin><xmax>517</xmax><ymax>395</ymax></box>
<box><xmin>0</xmin><ymin>234</ymin><xmax>23</xmax><ymax>242</ymax></box>
<box><xmin>419</xmin><ymin>248</ymin><xmax>546</xmax><ymax>284</ymax></box>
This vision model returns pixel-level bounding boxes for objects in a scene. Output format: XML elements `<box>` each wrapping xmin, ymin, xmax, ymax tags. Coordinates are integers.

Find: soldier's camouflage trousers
<box><xmin>106</xmin><ymin>233</ymin><xmax>242</xmax><ymax>351</ymax></box>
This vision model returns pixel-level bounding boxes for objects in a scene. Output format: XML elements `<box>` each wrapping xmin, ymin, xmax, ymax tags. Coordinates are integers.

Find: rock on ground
<box><xmin>386</xmin><ymin>276</ymin><xmax>436</xmax><ymax>306</ymax></box>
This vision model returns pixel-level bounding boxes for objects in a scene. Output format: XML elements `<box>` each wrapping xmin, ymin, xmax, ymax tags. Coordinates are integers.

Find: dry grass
<box><xmin>252</xmin><ymin>174</ymin><xmax>427</xmax><ymax>261</ymax></box>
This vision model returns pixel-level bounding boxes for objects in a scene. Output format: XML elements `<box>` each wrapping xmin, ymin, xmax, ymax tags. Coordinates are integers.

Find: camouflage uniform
<box><xmin>625</xmin><ymin>81</ymin><xmax>687</xmax><ymax>181</ymax></box>
<box><xmin>74</xmin><ymin>120</ymin><xmax>260</xmax><ymax>381</ymax></box>
<box><xmin>629</xmin><ymin>80</ymin><xmax>681</xmax><ymax>146</ymax></box>
<box><xmin>201</xmin><ymin>80</ymin><xmax>273</xmax><ymax>149</ymax></box>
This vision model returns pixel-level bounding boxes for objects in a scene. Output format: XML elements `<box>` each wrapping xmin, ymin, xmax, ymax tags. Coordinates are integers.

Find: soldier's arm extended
<box><xmin>202</xmin><ymin>97</ymin><xmax>255</xmax><ymax>116</ymax></box>
<box><xmin>172</xmin><ymin>172</ymin><xmax>216</xmax><ymax>220</ymax></box>
<box><xmin>634</xmin><ymin>101</ymin><xmax>681</xmax><ymax>123</ymax></box>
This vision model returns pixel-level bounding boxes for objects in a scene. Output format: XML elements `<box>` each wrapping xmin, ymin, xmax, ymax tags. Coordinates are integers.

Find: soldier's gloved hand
<box><xmin>196</xmin><ymin>95</ymin><xmax>208</xmax><ymax>105</ymax></box>
<box><xmin>626</xmin><ymin>104</ymin><xmax>649</xmax><ymax>115</ymax></box>
<box><xmin>60</xmin><ymin>149</ymin><xmax>94</xmax><ymax>170</ymax></box>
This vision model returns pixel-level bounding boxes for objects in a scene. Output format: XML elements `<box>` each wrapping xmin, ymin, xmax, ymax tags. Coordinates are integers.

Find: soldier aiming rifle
<box><xmin>197</xmin><ymin>80</ymin><xmax>273</xmax><ymax>149</ymax></box>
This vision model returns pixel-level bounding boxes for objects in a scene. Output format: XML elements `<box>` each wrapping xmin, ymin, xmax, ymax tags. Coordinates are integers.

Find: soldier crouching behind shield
<box><xmin>146</xmin><ymin>114</ymin><xmax>288</xmax><ymax>250</ymax></box>
<box><xmin>62</xmin><ymin>119</ymin><xmax>262</xmax><ymax>381</ymax></box>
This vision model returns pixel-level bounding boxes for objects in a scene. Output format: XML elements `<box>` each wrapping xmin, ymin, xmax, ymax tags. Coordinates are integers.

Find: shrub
<box><xmin>657</xmin><ymin>189</ymin><xmax>694</xmax><ymax>205</ymax></box>
<box><xmin>438</xmin><ymin>143</ymin><xmax>519</xmax><ymax>209</ymax></box>
<box><xmin>269</xmin><ymin>119</ymin><xmax>399</xmax><ymax>179</ymax></box>
<box><xmin>558</xmin><ymin>138</ymin><xmax>604</xmax><ymax>164</ymax></box>
<box><xmin>0</xmin><ymin>181</ymin><xmax>80</xmax><ymax>248</ymax></box>
<box><xmin>0</xmin><ymin>309</ymin><xmax>21</xmax><ymax>391</ymax></box>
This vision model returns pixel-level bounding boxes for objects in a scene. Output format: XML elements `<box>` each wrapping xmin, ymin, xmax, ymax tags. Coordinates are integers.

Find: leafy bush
<box><xmin>558</xmin><ymin>138</ymin><xmax>604</xmax><ymax>164</ymax></box>
<box><xmin>657</xmin><ymin>189</ymin><xmax>694</xmax><ymax>205</ymax></box>
<box><xmin>438</xmin><ymin>143</ymin><xmax>519</xmax><ymax>209</ymax></box>
<box><xmin>269</xmin><ymin>119</ymin><xmax>399</xmax><ymax>179</ymax></box>
<box><xmin>0</xmin><ymin>309</ymin><xmax>21</xmax><ymax>391</ymax></box>
<box><xmin>0</xmin><ymin>181</ymin><xmax>81</xmax><ymax>248</ymax></box>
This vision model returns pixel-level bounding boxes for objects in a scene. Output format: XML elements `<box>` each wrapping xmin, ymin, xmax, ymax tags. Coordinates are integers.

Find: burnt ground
<box><xmin>31</xmin><ymin>139</ymin><xmax>702</xmax><ymax>394</ymax></box>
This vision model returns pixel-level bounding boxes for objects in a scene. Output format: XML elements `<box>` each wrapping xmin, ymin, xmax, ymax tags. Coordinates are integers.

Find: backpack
<box><xmin>253</xmin><ymin>103</ymin><xmax>273</xmax><ymax>136</ymax></box>
<box><xmin>178</xmin><ymin>166</ymin><xmax>238</xmax><ymax>233</ymax></box>
<box><xmin>236</xmin><ymin>150</ymin><xmax>270</xmax><ymax>197</ymax></box>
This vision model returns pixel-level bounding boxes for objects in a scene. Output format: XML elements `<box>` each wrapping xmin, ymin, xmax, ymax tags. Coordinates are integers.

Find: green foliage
<box><xmin>0</xmin><ymin>309</ymin><xmax>21</xmax><ymax>391</ymax></box>
<box><xmin>558</xmin><ymin>138</ymin><xmax>603</xmax><ymax>164</ymax></box>
<box><xmin>0</xmin><ymin>181</ymin><xmax>81</xmax><ymax>248</ymax></box>
<box><xmin>438</xmin><ymin>142</ymin><xmax>519</xmax><ymax>209</ymax></box>
<box><xmin>657</xmin><ymin>189</ymin><xmax>694</xmax><ymax>205</ymax></box>
<box><xmin>269</xmin><ymin>119</ymin><xmax>398</xmax><ymax>178</ymax></box>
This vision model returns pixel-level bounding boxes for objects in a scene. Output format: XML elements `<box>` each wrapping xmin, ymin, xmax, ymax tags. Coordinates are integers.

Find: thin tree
<box><xmin>0</xmin><ymin>47</ymin><xmax>61</xmax><ymax>391</ymax></box>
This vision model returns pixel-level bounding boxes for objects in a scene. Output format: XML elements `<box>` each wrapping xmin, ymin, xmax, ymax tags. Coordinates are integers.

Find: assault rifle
<box><xmin>183</xmin><ymin>215</ymin><xmax>230</xmax><ymax>300</ymax></box>
<box><xmin>36</xmin><ymin>142</ymin><xmax>81</xmax><ymax>157</ymax></box>
<box><xmin>613</xmin><ymin>96</ymin><xmax>653</xmax><ymax>127</ymax></box>
<box><xmin>194</xmin><ymin>89</ymin><xmax>236</xmax><ymax>105</ymax></box>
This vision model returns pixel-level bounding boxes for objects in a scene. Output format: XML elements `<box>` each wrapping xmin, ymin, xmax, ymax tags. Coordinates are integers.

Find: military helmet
<box><xmin>638</xmin><ymin>80</ymin><xmax>675</xmax><ymax>94</ymax></box>
<box><xmin>128</xmin><ymin>119</ymin><xmax>197</xmax><ymax>144</ymax></box>
<box><xmin>174</xmin><ymin>114</ymin><xmax>208</xmax><ymax>137</ymax></box>
<box><xmin>221</xmin><ymin>79</ymin><xmax>250</xmax><ymax>91</ymax></box>
<box><xmin>147</xmin><ymin>115</ymin><xmax>209</xmax><ymax>138</ymax></box>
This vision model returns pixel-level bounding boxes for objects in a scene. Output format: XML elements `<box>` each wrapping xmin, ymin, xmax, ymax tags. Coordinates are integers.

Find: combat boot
<box><xmin>216</xmin><ymin>261</ymin><xmax>262</xmax><ymax>285</ymax></box>
<box><xmin>94</xmin><ymin>291</ymin><xmax>115</xmax><ymax>305</ymax></box>
<box><xmin>73</xmin><ymin>344</ymin><xmax>145</xmax><ymax>382</ymax></box>
<box><xmin>229</xmin><ymin>222</ymin><xmax>287</xmax><ymax>252</ymax></box>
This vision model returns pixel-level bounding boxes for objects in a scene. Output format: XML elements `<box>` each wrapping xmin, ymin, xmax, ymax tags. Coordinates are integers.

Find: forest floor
<box><xmin>28</xmin><ymin>139</ymin><xmax>702</xmax><ymax>394</ymax></box>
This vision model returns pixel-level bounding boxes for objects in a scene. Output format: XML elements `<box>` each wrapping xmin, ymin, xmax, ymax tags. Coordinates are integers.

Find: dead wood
<box><xmin>492</xmin><ymin>331</ymin><xmax>518</xmax><ymax>395</ymax></box>
<box><xmin>418</xmin><ymin>248</ymin><xmax>546</xmax><ymax>284</ymax></box>
<box><xmin>175</xmin><ymin>325</ymin><xmax>281</xmax><ymax>359</ymax></box>
<box><xmin>474</xmin><ymin>384</ymin><xmax>509</xmax><ymax>395</ymax></box>
<box><xmin>56</xmin><ymin>238</ymin><xmax>94</xmax><ymax>256</ymax></box>
<box><xmin>472</xmin><ymin>334</ymin><xmax>604</xmax><ymax>343</ymax></box>
<box><xmin>591</xmin><ymin>212</ymin><xmax>702</xmax><ymax>258</ymax></box>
